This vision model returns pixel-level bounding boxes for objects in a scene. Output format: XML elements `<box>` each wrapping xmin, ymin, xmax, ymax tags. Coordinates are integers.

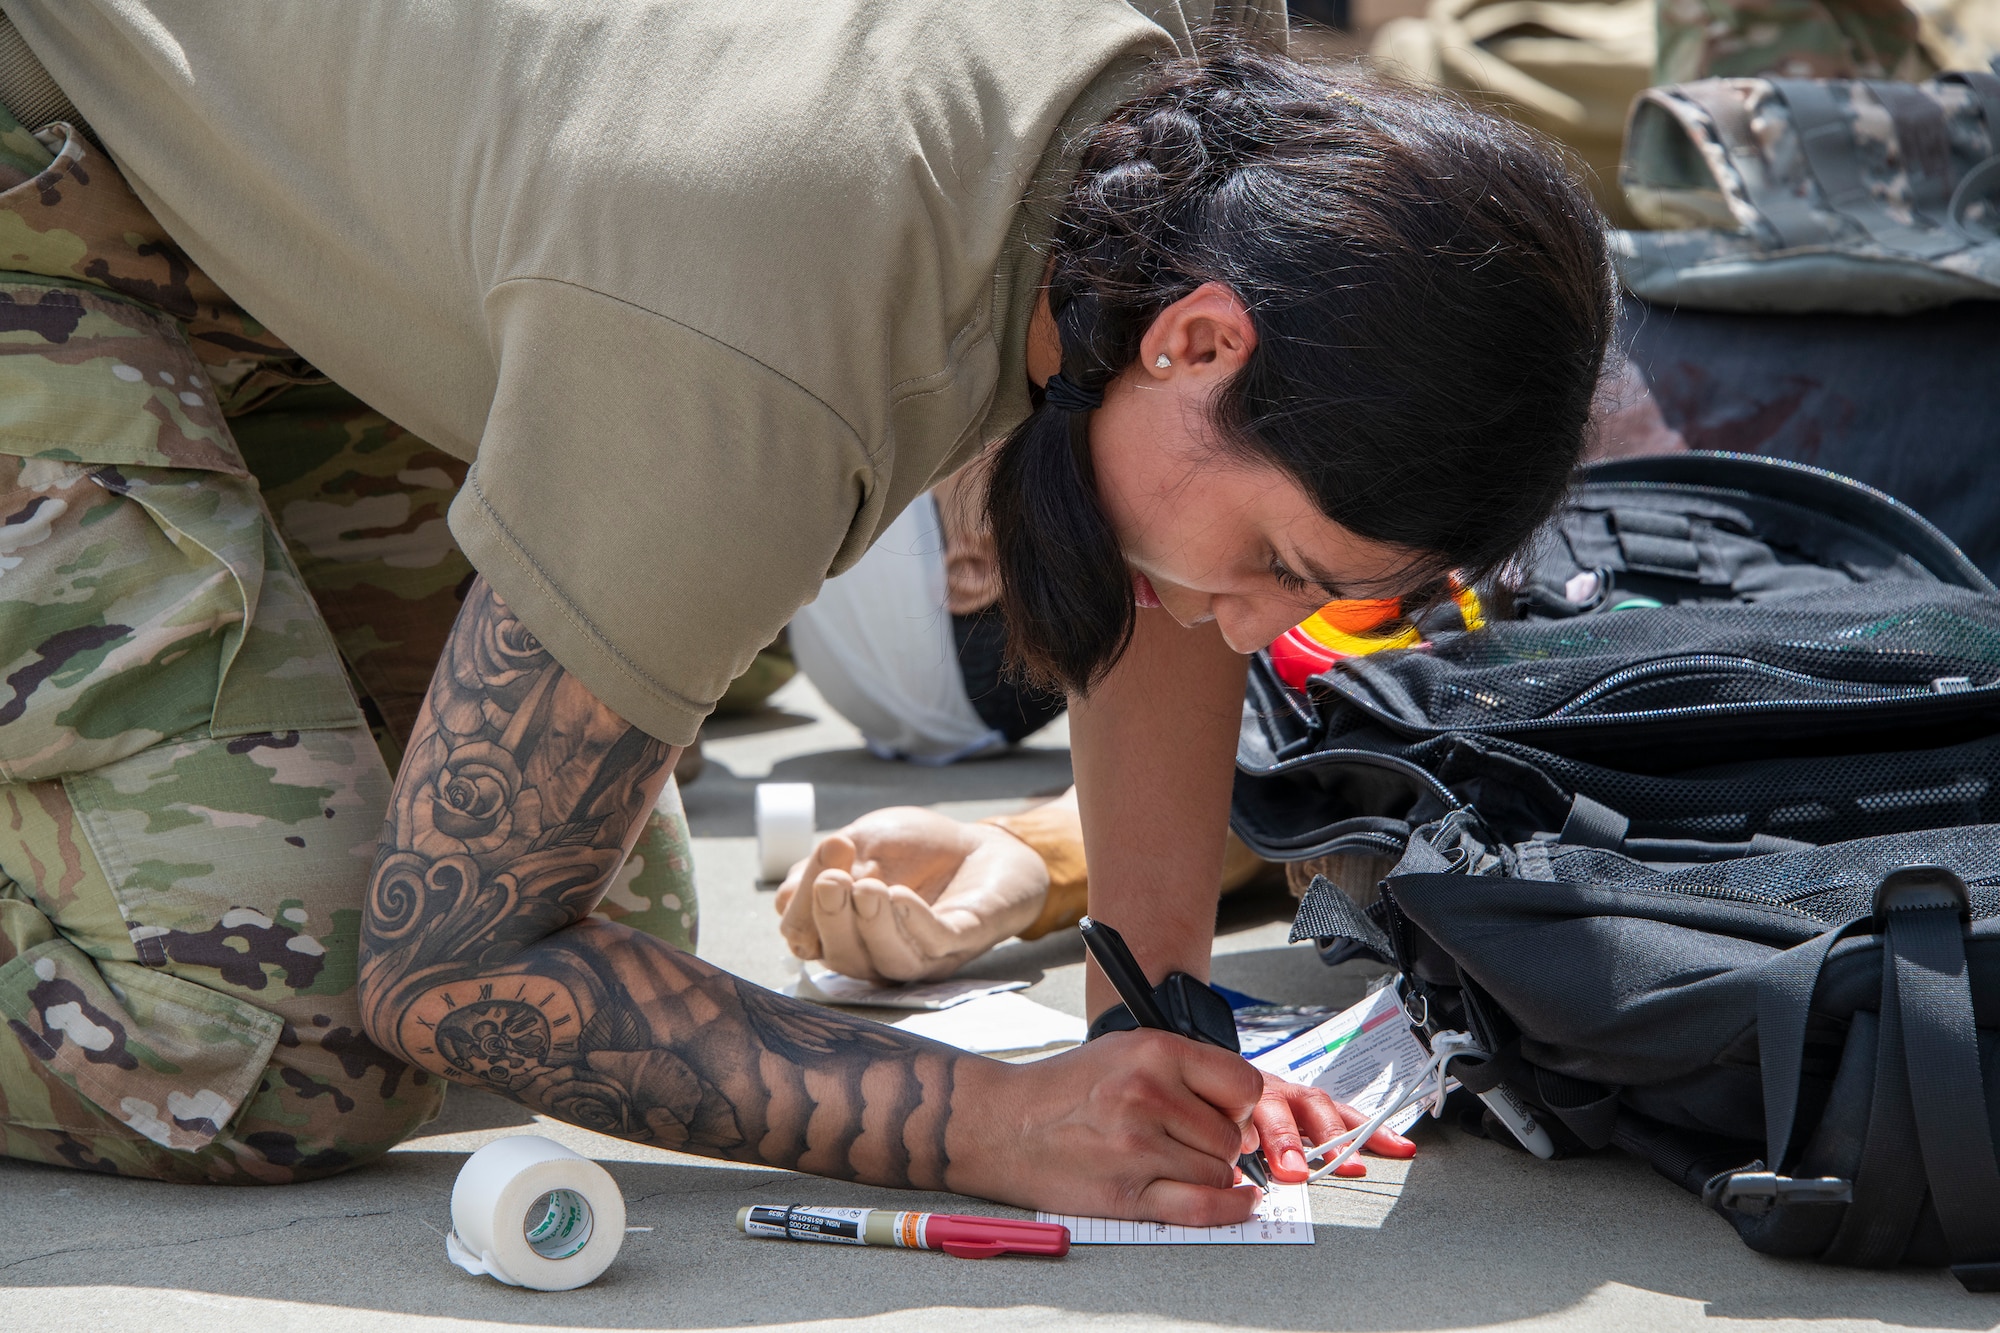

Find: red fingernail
<box><xmin>1333</xmin><ymin>1160</ymin><xmax>1367</xmax><ymax>1178</ymax></box>
<box><xmin>1280</xmin><ymin>1149</ymin><xmax>1308</xmax><ymax>1176</ymax></box>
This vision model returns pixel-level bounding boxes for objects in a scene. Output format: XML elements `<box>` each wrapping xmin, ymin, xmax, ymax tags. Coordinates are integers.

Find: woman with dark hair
<box><xmin>784</xmin><ymin>51</ymin><xmax>1612</xmax><ymax>1016</ymax></box>
<box><xmin>0</xmin><ymin>1</ymin><xmax>1606</xmax><ymax>1226</ymax></box>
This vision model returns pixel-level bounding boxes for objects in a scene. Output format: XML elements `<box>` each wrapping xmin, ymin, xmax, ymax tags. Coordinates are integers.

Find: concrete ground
<box><xmin>4</xmin><ymin>677</ymin><xmax>1996</xmax><ymax>1333</ymax></box>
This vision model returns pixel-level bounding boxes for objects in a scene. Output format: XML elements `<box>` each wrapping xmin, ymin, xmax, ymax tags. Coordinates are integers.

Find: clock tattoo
<box><xmin>401</xmin><ymin>980</ymin><xmax>583</xmax><ymax>1092</ymax></box>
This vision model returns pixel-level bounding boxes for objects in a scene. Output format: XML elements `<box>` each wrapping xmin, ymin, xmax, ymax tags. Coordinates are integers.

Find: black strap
<box><xmin>1086</xmin><ymin>971</ymin><xmax>1239</xmax><ymax>1052</ymax></box>
<box><xmin>1879</xmin><ymin>869</ymin><xmax>2000</xmax><ymax>1282</ymax></box>
<box><xmin>1755</xmin><ymin>864</ymin><xmax>2000</xmax><ymax>1277</ymax></box>
<box><xmin>1289</xmin><ymin>873</ymin><xmax>1394</xmax><ymax>960</ymax></box>
<box><xmin>1440</xmin><ymin>1039</ymin><xmax>1518</xmax><ymax>1096</ymax></box>
<box><xmin>1559</xmin><ymin>793</ymin><xmax>1630</xmax><ymax>851</ymax></box>
<box><xmin>1086</xmin><ymin>1003</ymin><xmax>1141</xmax><ymax>1043</ymax></box>
<box><xmin>1534</xmin><ymin>1067</ymin><xmax>1621</xmax><ymax>1149</ymax></box>
<box><xmin>1156</xmin><ymin>972</ymin><xmax>1240</xmax><ymax>1053</ymax></box>
<box><xmin>1611</xmin><ymin>508</ymin><xmax>1703</xmax><ymax>577</ymax></box>
<box><xmin>1756</xmin><ymin>917</ymin><xmax>1870</xmax><ymax>1172</ymax></box>
<box><xmin>1824</xmin><ymin>951</ymin><xmax>1931</xmax><ymax>1266</ymax></box>
<box><xmin>1801</xmin><ymin>866</ymin><xmax>2000</xmax><ymax>1280</ymax></box>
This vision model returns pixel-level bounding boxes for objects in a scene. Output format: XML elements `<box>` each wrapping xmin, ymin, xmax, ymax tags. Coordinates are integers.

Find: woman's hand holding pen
<box><xmin>947</xmin><ymin>1033</ymin><xmax>1416</xmax><ymax>1225</ymax></box>
<box><xmin>947</xmin><ymin>1029</ymin><xmax>1268</xmax><ymax>1226</ymax></box>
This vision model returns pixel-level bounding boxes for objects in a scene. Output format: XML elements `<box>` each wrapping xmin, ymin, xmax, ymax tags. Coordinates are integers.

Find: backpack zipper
<box><xmin>1331</xmin><ymin>655</ymin><xmax>2000</xmax><ymax>738</ymax></box>
<box><xmin>1549</xmin><ymin>654</ymin><xmax>1954</xmax><ymax>717</ymax></box>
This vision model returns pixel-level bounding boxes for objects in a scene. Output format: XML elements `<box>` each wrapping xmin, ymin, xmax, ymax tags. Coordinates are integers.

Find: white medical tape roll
<box><xmin>446</xmin><ymin>1135</ymin><xmax>626</xmax><ymax>1291</ymax></box>
<box><xmin>755</xmin><ymin>782</ymin><xmax>816</xmax><ymax>881</ymax></box>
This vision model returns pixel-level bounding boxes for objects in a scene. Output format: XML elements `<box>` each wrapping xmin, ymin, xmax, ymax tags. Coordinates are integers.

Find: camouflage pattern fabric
<box><xmin>232</xmin><ymin>385</ymin><xmax>700</xmax><ymax>952</ymax></box>
<box><xmin>0</xmin><ymin>115</ymin><xmax>296</xmax><ymax>412</ymax></box>
<box><xmin>1615</xmin><ymin>70</ymin><xmax>2000</xmax><ymax>311</ymax></box>
<box><xmin>1655</xmin><ymin>0</ymin><xmax>1937</xmax><ymax>85</ymax></box>
<box><xmin>0</xmin><ymin>103</ymin><xmax>694</xmax><ymax>1182</ymax></box>
<box><xmin>231</xmin><ymin>383</ymin><xmax>475</xmax><ymax>771</ymax></box>
<box><xmin>1655</xmin><ymin>0</ymin><xmax>2000</xmax><ymax>86</ymax></box>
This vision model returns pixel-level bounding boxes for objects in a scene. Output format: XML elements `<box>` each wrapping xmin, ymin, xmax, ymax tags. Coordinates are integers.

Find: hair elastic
<box><xmin>1042</xmin><ymin>373</ymin><xmax>1104</xmax><ymax>414</ymax></box>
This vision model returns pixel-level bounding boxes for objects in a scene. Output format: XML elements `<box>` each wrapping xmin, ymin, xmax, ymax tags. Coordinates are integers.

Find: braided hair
<box><xmin>986</xmin><ymin>39</ymin><xmax>1614</xmax><ymax>695</ymax></box>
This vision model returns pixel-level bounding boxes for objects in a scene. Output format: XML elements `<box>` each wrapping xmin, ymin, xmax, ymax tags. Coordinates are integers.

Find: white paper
<box><xmin>1250</xmin><ymin>981</ymin><xmax>1441</xmax><ymax>1135</ymax></box>
<box><xmin>786</xmin><ymin>961</ymin><xmax>1028</xmax><ymax>1011</ymax></box>
<box><xmin>1037</xmin><ymin>1181</ymin><xmax>1313</xmax><ymax>1245</ymax></box>
<box><xmin>889</xmin><ymin>991</ymin><xmax>1084</xmax><ymax>1055</ymax></box>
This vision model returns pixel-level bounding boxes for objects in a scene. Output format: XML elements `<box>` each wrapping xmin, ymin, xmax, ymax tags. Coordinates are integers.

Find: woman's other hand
<box><xmin>774</xmin><ymin>806</ymin><xmax>1049</xmax><ymax>983</ymax></box>
<box><xmin>1250</xmin><ymin>1069</ymin><xmax>1417</xmax><ymax>1181</ymax></box>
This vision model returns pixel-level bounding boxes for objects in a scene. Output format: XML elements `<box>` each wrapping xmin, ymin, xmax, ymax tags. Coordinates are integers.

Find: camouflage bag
<box><xmin>1615</xmin><ymin>66</ymin><xmax>2000</xmax><ymax>311</ymax></box>
<box><xmin>1656</xmin><ymin>0</ymin><xmax>2000</xmax><ymax>88</ymax></box>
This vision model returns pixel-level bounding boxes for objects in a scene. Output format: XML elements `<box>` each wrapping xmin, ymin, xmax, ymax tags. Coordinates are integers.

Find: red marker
<box><xmin>736</xmin><ymin>1205</ymin><xmax>1069</xmax><ymax>1259</ymax></box>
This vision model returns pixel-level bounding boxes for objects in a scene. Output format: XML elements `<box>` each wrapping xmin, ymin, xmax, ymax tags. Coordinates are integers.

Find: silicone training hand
<box><xmin>774</xmin><ymin>806</ymin><xmax>1051</xmax><ymax>983</ymax></box>
<box><xmin>947</xmin><ymin>1028</ymin><xmax>1269</xmax><ymax>1226</ymax></box>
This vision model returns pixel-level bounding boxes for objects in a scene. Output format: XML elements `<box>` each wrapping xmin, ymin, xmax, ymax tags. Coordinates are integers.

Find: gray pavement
<box><xmin>3</xmin><ymin>678</ymin><xmax>1995</xmax><ymax>1333</ymax></box>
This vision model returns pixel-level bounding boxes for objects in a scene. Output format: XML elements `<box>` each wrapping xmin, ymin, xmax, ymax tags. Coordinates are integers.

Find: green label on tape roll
<box><xmin>525</xmin><ymin>1188</ymin><xmax>595</xmax><ymax>1260</ymax></box>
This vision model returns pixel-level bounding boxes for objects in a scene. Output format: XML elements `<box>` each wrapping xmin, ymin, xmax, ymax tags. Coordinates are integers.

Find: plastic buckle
<box><xmin>1710</xmin><ymin>1170</ymin><xmax>1853</xmax><ymax>1216</ymax></box>
<box><xmin>1872</xmin><ymin>864</ymin><xmax>1971</xmax><ymax>923</ymax></box>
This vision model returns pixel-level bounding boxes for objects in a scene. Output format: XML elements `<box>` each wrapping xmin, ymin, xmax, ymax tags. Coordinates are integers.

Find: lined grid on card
<box><xmin>1036</xmin><ymin>1181</ymin><xmax>1314</xmax><ymax>1245</ymax></box>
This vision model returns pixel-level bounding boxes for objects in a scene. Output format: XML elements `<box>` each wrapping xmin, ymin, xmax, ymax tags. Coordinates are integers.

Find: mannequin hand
<box><xmin>775</xmin><ymin>806</ymin><xmax>1050</xmax><ymax>983</ymax></box>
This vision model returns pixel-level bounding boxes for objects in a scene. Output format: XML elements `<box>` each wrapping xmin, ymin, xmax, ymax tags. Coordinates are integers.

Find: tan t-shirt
<box><xmin>6</xmin><ymin>0</ymin><xmax>1283</xmax><ymax>745</ymax></box>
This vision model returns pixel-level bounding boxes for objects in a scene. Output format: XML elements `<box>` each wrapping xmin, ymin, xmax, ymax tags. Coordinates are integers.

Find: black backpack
<box><xmin>1233</xmin><ymin>454</ymin><xmax>2000</xmax><ymax>1285</ymax></box>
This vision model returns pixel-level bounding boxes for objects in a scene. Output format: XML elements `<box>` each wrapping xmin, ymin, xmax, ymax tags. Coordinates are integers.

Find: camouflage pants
<box><xmin>0</xmin><ymin>109</ymin><xmax>696</xmax><ymax>1183</ymax></box>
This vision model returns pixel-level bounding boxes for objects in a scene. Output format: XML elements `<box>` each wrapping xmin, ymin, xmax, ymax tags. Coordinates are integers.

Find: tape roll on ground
<box><xmin>446</xmin><ymin>1135</ymin><xmax>626</xmax><ymax>1291</ymax></box>
<box><xmin>756</xmin><ymin>782</ymin><xmax>816</xmax><ymax>881</ymax></box>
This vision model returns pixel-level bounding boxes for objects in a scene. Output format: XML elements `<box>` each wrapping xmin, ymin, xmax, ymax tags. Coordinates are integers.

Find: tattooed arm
<box><xmin>358</xmin><ymin>578</ymin><xmax>1266</xmax><ymax>1217</ymax></box>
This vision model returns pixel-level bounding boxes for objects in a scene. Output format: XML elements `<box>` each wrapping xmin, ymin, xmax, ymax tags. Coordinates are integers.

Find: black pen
<box><xmin>1077</xmin><ymin>916</ymin><xmax>1273</xmax><ymax>1191</ymax></box>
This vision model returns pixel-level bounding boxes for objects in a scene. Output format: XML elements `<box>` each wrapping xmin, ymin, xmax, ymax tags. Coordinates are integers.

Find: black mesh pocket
<box><xmin>1325</xmin><ymin>583</ymin><xmax>2000</xmax><ymax>736</ymax></box>
<box><xmin>1546</xmin><ymin>824</ymin><xmax>2000</xmax><ymax>924</ymax></box>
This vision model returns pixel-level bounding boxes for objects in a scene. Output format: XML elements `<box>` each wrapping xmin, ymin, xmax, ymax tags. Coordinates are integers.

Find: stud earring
<box><xmin>1154</xmin><ymin>353</ymin><xmax>1172</xmax><ymax>368</ymax></box>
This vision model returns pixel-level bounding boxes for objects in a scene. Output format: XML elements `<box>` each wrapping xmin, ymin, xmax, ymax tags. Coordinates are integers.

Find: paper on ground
<box><xmin>889</xmin><ymin>991</ymin><xmax>1083</xmax><ymax>1056</ymax></box>
<box><xmin>1250</xmin><ymin>979</ymin><xmax>1442</xmax><ymax>1135</ymax></box>
<box><xmin>786</xmin><ymin>960</ymin><xmax>1028</xmax><ymax>1010</ymax></box>
<box><xmin>1037</xmin><ymin>1181</ymin><xmax>1312</xmax><ymax>1245</ymax></box>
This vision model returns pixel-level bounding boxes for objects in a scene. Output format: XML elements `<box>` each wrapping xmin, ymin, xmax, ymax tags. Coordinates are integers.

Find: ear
<box><xmin>1139</xmin><ymin>282</ymin><xmax>1256</xmax><ymax>384</ymax></box>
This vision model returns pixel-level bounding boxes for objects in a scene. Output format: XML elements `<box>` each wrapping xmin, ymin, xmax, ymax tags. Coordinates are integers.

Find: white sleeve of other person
<box><xmin>790</xmin><ymin>495</ymin><xmax>1006</xmax><ymax>766</ymax></box>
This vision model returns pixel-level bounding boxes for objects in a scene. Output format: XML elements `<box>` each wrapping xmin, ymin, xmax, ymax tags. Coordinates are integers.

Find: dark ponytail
<box><xmin>988</xmin><ymin>37</ymin><xmax>1615</xmax><ymax>695</ymax></box>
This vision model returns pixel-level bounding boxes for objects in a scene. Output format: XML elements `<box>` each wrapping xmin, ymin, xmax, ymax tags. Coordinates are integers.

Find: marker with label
<box><xmin>735</xmin><ymin>1205</ymin><xmax>1070</xmax><ymax>1259</ymax></box>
